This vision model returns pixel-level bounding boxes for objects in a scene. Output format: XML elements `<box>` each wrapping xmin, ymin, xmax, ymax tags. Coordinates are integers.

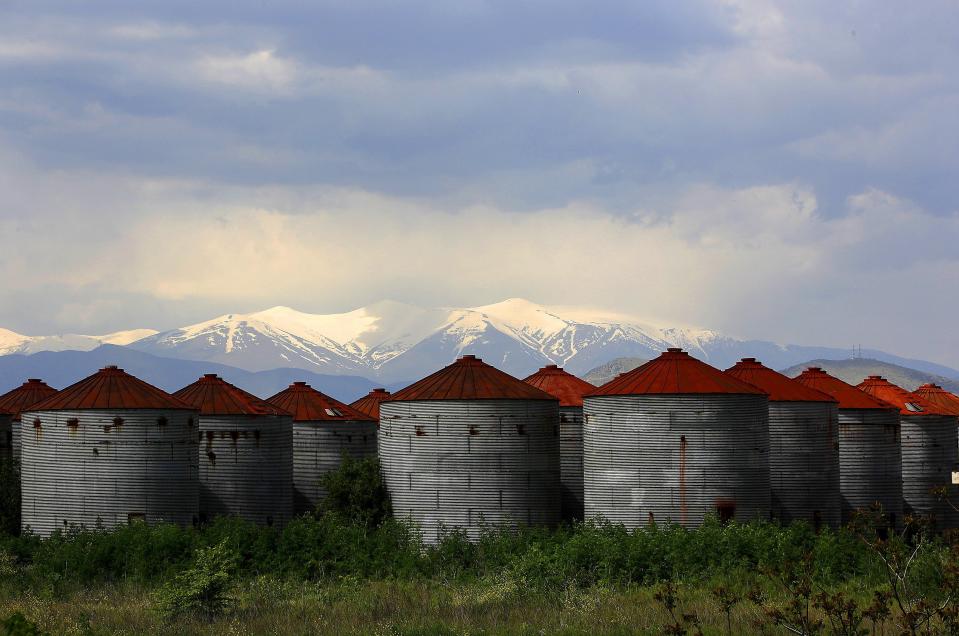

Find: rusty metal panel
<box><xmin>389</xmin><ymin>356</ymin><xmax>557</xmax><ymax>401</ymax></box>
<box><xmin>837</xmin><ymin>408</ymin><xmax>903</xmax><ymax>527</ymax></box>
<box><xmin>292</xmin><ymin>419</ymin><xmax>378</xmax><ymax>514</ymax></box>
<box><xmin>768</xmin><ymin>401</ymin><xmax>840</xmax><ymax>527</ymax></box>
<box><xmin>20</xmin><ymin>409</ymin><xmax>199</xmax><ymax>537</ymax></box>
<box><xmin>589</xmin><ymin>349</ymin><xmax>766</xmax><ymax>397</ymax></box>
<box><xmin>379</xmin><ymin>399</ymin><xmax>560</xmax><ymax>543</ymax></box>
<box><xmin>197</xmin><ymin>414</ymin><xmax>293</xmax><ymax>527</ymax></box>
<box><xmin>900</xmin><ymin>414</ymin><xmax>959</xmax><ymax>530</ymax></box>
<box><xmin>583</xmin><ymin>393</ymin><xmax>770</xmax><ymax>528</ymax></box>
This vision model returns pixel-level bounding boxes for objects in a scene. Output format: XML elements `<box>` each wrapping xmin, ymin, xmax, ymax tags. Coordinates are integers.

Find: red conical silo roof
<box><xmin>523</xmin><ymin>365</ymin><xmax>596</xmax><ymax>407</ymax></box>
<box><xmin>349</xmin><ymin>388</ymin><xmax>392</xmax><ymax>419</ymax></box>
<box><xmin>856</xmin><ymin>376</ymin><xmax>951</xmax><ymax>416</ymax></box>
<box><xmin>588</xmin><ymin>349</ymin><xmax>765</xmax><ymax>396</ymax></box>
<box><xmin>725</xmin><ymin>358</ymin><xmax>837</xmax><ymax>403</ymax></box>
<box><xmin>268</xmin><ymin>382</ymin><xmax>373</xmax><ymax>422</ymax></box>
<box><xmin>912</xmin><ymin>384</ymin><xmax>959</xmax><ymax>416</ymax></box>
<box><xmin>29</xmin><ymin>366</ymin><xmax>194</xmax><ymax>411</ymax></box>
<box><xmin>793</xmin><ymin>368</ymin><xmax>897</xmax><ymax>411</ymax></box>
<box><xmin>0</xmin><ymin>379</ymin><xmax>59</xmax><ymax>421</ymax></box>
<box><xmin>388</xmin><ymin>355</ymin><xmax>557</xmax><ymax>402</ymax></box>
<box><xmin>174</xmin><ymin>374</ymin><xmax>289</xmax><ymax>417</ymax></box>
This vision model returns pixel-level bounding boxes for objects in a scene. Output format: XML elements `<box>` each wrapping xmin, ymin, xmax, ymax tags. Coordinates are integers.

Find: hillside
<box><xmin>581</xmin><ymin>357</ymin><xmax>649</xmax><ymax>386</ymax></box>
<box><xmin>780</xmin><ymin>358</ymin><xmax>959</xmax><ymax>394</ymax></box>
<box><xmin>0</xmin><ymin>345</ymin><xmax>398</xmax><ymax>402</ymax></box>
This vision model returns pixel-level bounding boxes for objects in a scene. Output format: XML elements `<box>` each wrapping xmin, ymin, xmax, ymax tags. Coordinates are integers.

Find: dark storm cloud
<box><xmin>0</xmin><ymin>1</ymin><xmax>958</xmax><ymax>367</ymax></box>
<box><xmin>2</xmin><ymin>1</ymin><xmax>957</xmax><ymax>212</ymax></box>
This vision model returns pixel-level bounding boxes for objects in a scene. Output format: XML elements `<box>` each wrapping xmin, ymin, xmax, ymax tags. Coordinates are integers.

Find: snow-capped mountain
<box><xmin>127</xmin><ymin>299</ymin><xmax>694</xmax><ymax>380</ymax></box>
<box><xmin>6</xmin><ymin>299</ymin><xmax>958</xmax><ymax>384</ymax></box>
<box><xmin>126</xmin><ymin>298</ymin><xmax>959</xmax><ymax>383</ymax></box>
<box><xmin>0</xmin><ymin>327</ymin><xmax>158</xmax><ymax>356</ymax></box>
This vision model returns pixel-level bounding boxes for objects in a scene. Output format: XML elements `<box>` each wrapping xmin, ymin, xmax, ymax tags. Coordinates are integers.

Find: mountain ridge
<box><xmin>780</xmin><ymin>358</ymin><xmax>959</xmax><ymax>395</ymax></box>
<box><xmin>0</xmin><ymin>345</ymin><xmax>401</xmax><ymax>403</ymax></box>
<box><xmin>4</xmin><ymin>299</ymin><xmax>957</xmax><ymax>384</ymax></box>
<box><xmin>0</xmin><ymin>327</ymin><xmax>158</xmax><ymax>356</ymax></box>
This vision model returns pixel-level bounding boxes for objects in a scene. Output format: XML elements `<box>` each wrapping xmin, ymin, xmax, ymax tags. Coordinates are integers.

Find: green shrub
<box><xmin>155</xmin><ymin>539</ymin><xmax>237</xmax><ymax>621</ymax></box>
<box><xmin>0</xmin><ymin>612</ymin><xmax>46</xmax><ymax>636</ymax></box>
<box><xmin>0</xmin><ymin>511</ymin><xmax>933</xmax><ymax>593</ymax></box>
<box><xmin>319</xmin><ymin>455</ymin><xmax>393</xmax><ymax>528</ymax></box>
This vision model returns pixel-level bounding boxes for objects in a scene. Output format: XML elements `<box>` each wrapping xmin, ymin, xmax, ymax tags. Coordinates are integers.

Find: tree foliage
<box><xmin>155</xmin><ymin>539</ymin><xmax>237</xmax><ymax>621</ymax></box>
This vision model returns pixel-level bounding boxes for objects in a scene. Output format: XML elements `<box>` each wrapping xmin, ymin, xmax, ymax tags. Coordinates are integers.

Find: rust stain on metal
<box><xmin>679</xmin><ymin>434</ymin><xmax>688</xmax><ymax>525</ymax></box>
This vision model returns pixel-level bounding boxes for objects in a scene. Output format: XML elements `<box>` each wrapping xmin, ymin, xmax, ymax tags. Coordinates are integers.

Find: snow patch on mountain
<box><xmin>0</xmin><ymin>328</ymin><xmax>158</xmax><ymax>356</ymax></box>
<box><xmin>7</xmin><ymin>299</ymin><xmax>959</xmax><ymax>384</ymax></box>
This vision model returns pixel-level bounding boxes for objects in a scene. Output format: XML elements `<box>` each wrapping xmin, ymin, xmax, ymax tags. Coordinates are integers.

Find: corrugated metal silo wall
<box><xmin>583</xmin><ymin>394</ymin><xmax>770</xmax><ymax>528</ymax></box>
<box><xmin>900</xmin><ymin>414</ymin><xmax>959</xmax><ymax>530</ymax></box>
<box><xmin>837</xmin><ymin>409</ymin><xmax>903</xmax><ymax>527</ymax></box>
<box><xmin>768</xmin><ymin>401</ymin><xmax>841</xmax><ymax>527</ymax></box>
<box><xmin>559</xmin><ymin>406</ymin><xmax>584</xmax><ymax>521</ymax></box>
<box><xmin>293</xmin><ymin>419</ymin><xmax>378</xmax><ymax>515</ymax></box>
<box><xmin>198</xmin><ymin>415</ymin><xmax>293</xmax><ymax>527</ymax></box>
<box><xmin>20</xmin><ymin>409</ymin><xmax>198</xmax><ymax>537</ymax></box>
<box><xmin>379</xmin><ymin>399</ymin><xmax>560</xmax><ymax>544</ymax></box>
<box><xmin>0</xmin><ymin>415</ymin><xmax>11</xmax><ymax>463</ymax></box>
<box><xmin>10</xmin><ymin>420</ymin><xmax>19</xmax><ymax>462</ymax></box>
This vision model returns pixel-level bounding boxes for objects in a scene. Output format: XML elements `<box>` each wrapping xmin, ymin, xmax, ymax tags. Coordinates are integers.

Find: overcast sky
<box><xmin>1</xmin><ymin>1</ymin><xmax>958</xmax><ymax>366</ymax></box>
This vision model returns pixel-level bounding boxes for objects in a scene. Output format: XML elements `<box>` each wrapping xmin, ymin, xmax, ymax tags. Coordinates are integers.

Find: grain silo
<box><xmin>857</xmin><ymin>376</ymin><xmax>958</xmax><ymax>530</ymax></box>
<box><xmin>913</xmin><ymin>384</ymin><xmax>959</xmax><ymax>416</ymax></box>
<box><xmin>21</xmin><ymin>366</ymin><xmax>198</xmax><ymax>536</ymax></box>
<box><xmin>350</xmin><ymin>388</ymin><xmax>392</xmax><ymax>422</ymax></box>
<box><xmin>794</xmin><ymin>368</ymin><xmax>902</xmax><ymax>528</ymax></box>
<box><xmin>725</xmin><ymin>358</ymin><xmax>840</xmax><ymax>528</ymax></box>
<box><xmin>0</xmin><ymin>379</ymin><xmax>57</xmax><ymax>462</ymax></box>
<box><xmin>378</xmin><ymin>355</ymin><xmax>560</xmax><ymax>543</ymax></box>
<box><xmin>175</xmin><ymin>375</ymin><xmax>293</xmax><ymax>527</ymax></box>
<box><xmin>268</xmin><ymin>382</ymin><xmax>377</xmax><ymax>515</ymax></box>
<box><xmin>583</xmin><ymin>348</ymin><xmax>770</xmax><ymax>528</ymax></box>
<box><xmin>523</xmin><ymin>365</ymin><xmax>596</xmax><ymax>522</ymax></box>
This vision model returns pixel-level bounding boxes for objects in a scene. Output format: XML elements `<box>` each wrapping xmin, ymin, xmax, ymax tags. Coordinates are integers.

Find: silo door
<box><xmin>127</xmin><ymin>512</ymin><xmax>146</xmax><ymax>525</ymax></box>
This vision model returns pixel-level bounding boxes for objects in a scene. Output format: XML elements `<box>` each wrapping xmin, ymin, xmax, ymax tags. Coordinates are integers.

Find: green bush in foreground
<box><xmin>0</xmin><ymin>514</ymin><xmax>891</xmax><ymax>592</ymax></box>
<box><xmin>320</xmin><ymin>454</ymin><xmax>393</xmax><ymax>529</ymax></box>
<box><xmin>0</xmin><ymin>612</ymin><xmax>47</xmax><ymax>636</ymax></box>
<box><xmin>155</xmin><ymin>540</ymin><xmax>237</xmax><ymax>621</ymax></box>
